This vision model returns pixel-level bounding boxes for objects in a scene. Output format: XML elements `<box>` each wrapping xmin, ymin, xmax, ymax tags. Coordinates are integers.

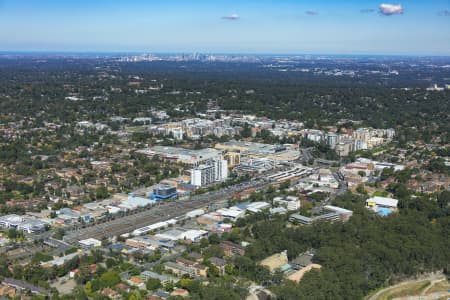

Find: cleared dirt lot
<box><xmin>367</xmin><ymin>273</ymin><xmax>450</xmax><ymax>300</ymax></box>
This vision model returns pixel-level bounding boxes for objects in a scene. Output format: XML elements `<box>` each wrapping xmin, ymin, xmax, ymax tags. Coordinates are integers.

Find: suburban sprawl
<box><xmin>0</xmin><ymin>54</ymin><xmax>449</xmax><ymax>300</ymax></box>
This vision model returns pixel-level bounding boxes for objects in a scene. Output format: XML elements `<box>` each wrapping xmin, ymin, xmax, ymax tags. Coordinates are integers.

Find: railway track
<box><xmin>63</xmin><ymin>179</ymin><xmax>269</xmax><ymax>244</ymax></box>
<box><xmin>63</xmin><ymin>196</ymin><xmax>219</xmax><ymax>243</ymax></box>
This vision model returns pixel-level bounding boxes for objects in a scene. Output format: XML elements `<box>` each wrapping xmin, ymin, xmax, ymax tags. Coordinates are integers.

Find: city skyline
<box><xmin>0</xmin><ymin>0</ymin><xmax>450</xmax><ymax>56</ymax></box>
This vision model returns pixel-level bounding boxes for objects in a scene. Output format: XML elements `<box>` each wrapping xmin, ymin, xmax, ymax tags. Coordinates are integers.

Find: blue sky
<box><xmin>0</xmin><ymin>0</ymin><xmax>449</xmax><ymax>55</ymax></box>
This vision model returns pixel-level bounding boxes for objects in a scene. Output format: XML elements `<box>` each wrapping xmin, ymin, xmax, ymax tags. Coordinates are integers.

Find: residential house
<box><xmin>209</xmin><ymin>257</ymin><xmax>227</xmax><ymax>275</ymax></box>
<box><xmin>220</xmin><ymin>241</ymin><xmax>246</xmax><ymax>257</ymax></box>
<box><xmin>1</xmin><ymin>278</ymin><xmax>48</xmax><ymax>295</ymax></box>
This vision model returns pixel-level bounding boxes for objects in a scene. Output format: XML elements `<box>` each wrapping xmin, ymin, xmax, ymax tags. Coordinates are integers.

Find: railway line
<box><xmin>63</xmin><ymin>179</ymin><xmax>267</xmax><ymax>243</ymax></box>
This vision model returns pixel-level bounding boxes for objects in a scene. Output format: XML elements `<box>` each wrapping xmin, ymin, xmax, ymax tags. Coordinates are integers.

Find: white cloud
<box><xmin>222</xmin><ymin>14</ymin><xmax>240</xmax><ymax>20</ymax></box>
<box><xmin>379</xmin><ymin>4</ymin><xmax>404</xmax><ymax>16</ymax></box>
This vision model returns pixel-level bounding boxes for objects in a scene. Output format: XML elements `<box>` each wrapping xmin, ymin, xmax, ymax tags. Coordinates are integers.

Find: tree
<box><xmin>95</xmin><ymin>186</ymin><xmax>109</xmax><ymax>200</ymax></box>
<box><xmin>207</xmin><ymin>265</ymin><xmax>220</xmax><ymax>278</ymax></box>
<box><xmin>199</xmin><ymin>237</ymin><xmax>209</xmax><ymax>248</ymax></box>
<box><xmin>180</xmin><ymin>278</ymin><xmax>200</xmax><ymax>293</ymax></box>
<box><xmin>7</xmin><ymin>228</ymin><xmax>23</xmax><ymax>240</ymax></box>
<box><xmin>208</xmin><ymin>233</ymin><xmax>221</xmax><ymax>244</ymax></box>
<box><xmin>203</xmin><ymin>245</ymin><xmax>225</xmax><ymax>259</ymax></box>
<box><xmin>437</xmin><ymin>190</ymin><xmax>450</xmax><ymax>209</ymax></box>
<box><xmin>356</xmin><ymin>184</ymin><xmax>367</xmax><ymax>194</ymax></box>
<box><xmin>99</xmin><ymin>270</ymin><xmax>120</xmax><ymax>288</ymax></box>
<box><xmin>241</xmin><ymin>123</ymin><xmax>252</xmax><ymax>138</ymax></box>
<box><xmin>164</xmin><ymin>281</ymin><xmax>175</xmax><ymax>291</ymax></box>
<box><xmin>279</xmin><ymin>180</ymin><xmax>290</xmax><ymax>190</ymax></box>
<box><xmin>105</xmin><ymin>258</ymin><xmax>116</xmax><ymax>269</ymax></box>
<box><xmin>381</xmin><ymin>167</ymin><xmax>395</xmax><ymax>181</ymax></box>
<box><xmin>0</xmin><ymin>256</ymin><xmax>11</xmax><ymax>277</ymax></box>
<box><xmin>85</xmin><ymin>281</ymin><xmax>93</xmax><ymax>297</ymax></box>
<box><xmin>128</xmin><ymin>291</ymin><xmax>144</xmax><ymax>300</ymax></box>
<box><xmin>146</xmin><ymin>278</ymin><xmax>161</xmax><ymax>291</ymax></box>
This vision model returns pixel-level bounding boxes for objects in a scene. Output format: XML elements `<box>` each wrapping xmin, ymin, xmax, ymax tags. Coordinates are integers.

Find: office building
<box><xmin>289</xmin><ymin>205</ymin><xmax>353</xmax><ymax>225</ymax></box>
<box><xmin>151</xmin><ymin>184</ymin><xmax>178</xmax><ymax>200</ymax></box>
<box><xmin>273</xmin><ymin>196</ymin><xmax>301</xmax><ymax>211</ymax></box>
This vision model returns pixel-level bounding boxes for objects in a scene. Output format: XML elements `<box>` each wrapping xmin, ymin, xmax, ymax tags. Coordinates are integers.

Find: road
<box><xmin>333</xmin><ymin>172</ymin><xmax>348</xmax><ymax>197</ymax></box>
<box><xmin>300</xmin><ymin>147</ymin><xmax>314</xmax><ymax>163</ymax></box>
<box><xmin>366</xmin><ymin>273</ymin><xmax>447</xmax><ymax>300</ymax></box>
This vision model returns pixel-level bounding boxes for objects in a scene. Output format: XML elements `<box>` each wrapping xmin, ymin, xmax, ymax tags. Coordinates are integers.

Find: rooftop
<box><xmin>366</xmin><ymin>196</ymin><xmax>398</xmax><ymax>207</ymax></box>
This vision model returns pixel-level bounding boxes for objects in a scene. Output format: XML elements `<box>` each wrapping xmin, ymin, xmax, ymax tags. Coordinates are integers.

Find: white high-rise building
<box><xmin>326</xmin><ymin>133</ymin><xmax>339</xmax><ymax>149</ymax></box>
<box><xmin>190</xmin><ymin>158</ymin><xmax>228</xmax><ymax>187</ymax></box>
<box><xmin>216</xmin><ymin>159</ymin><xmax>228</xmax><ymax>181</ymax></box>
<box><xmin>191</xmin><ymin>164</ymin><xmax>215</xmax><ymax>187</ymax></box>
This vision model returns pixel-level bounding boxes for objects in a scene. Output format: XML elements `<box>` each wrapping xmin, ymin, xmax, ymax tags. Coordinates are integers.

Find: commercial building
<box><xmin>289</xmin><ymin>205</ymin><xmax>353</xmax><ymax>225</ymax></box>
<box><xmin>287</xmin><ymin>264</ymin><xmax>322</xmax><ymax>283</ymax></box>
<box><xmin>366</xmin><ymin>196</ymin><xmax>398</xmax><ymax>216</ymax></box>
<box><xmin>356</xmin><ymin>158</ymin><xmax>405</xmax><ymax>172</ymax></box>
<box><xmin>215</xmin><ymin>140</ymin><xmax>299</xmax><ymax>163</ymax></box>
<box><xmin>125</xmin><ymin>236</ymin><xmax>175</xmax><ymax>250</ymax></box>
<box><xmin>223</xmin><ymin>151</ymin><xmax>240</xmax><ymax>167</ymax></box>
<box><xmin>131</xmin><ymin>219</ymin><xmax>177</xmax><ymax>236</ymax></box>
<box><xmin>0</xmin><ymin>215</ymin><xmax>47</xmax><ymax>233</ymax></box>
<box><xmin>244</xmin><ymin>202</ymin><xmax>271</xmax><ymax>213</ymax></box>
<box><xmin>78</xmin><ymin>238</ymin><xmax>102</xmax><ymax>249</ymax></box>
<box><xmin>1</xmin><ymin>278</ymin><xmax>48</xmax><ymax>295</ymax></box>
<box><xmin>270</xmin><ymin>207</ymin><xmax>288</xmax><ymax>215</ymax></box>
<box><xmin>259</xmin><ymin>250</ymin><xmax>289</xmax><ymax>273</ymax></box>
<box><xmin>273</xmin><ymin>196</ymin><xmax>301</xmax><ymax>211</ymax></box>
<box><xmin>137</xmin><ymin>146</ymin><xmax>222</xmax><ymax>168</ymax></box>
<box><xmin>41</xmin><ymin>252</ymin><xmax>80</xmax><ymax>267</ymax></box>
<box><xmin>185</xmin><ymin>209</ymin><xmax>205</xmax><ymax>219</ymax></box>
<box><xmin>236</xmin><ymin>158</ymin><xmax>276</xmax><ymax>173</ymax></box>
<box><xmin>0</xmin><ymin>215</ymin><xmax>25</xmax><ymax>229</ymax></box>
<box><xmin>150</xmin><ymin>184</ymin><xmax>178</xmax><ymax>200</ymax></box>
<box><xmin>155</xmin><ymin>228</ymin><xmax>208</xmax><ymax>243</ymax></box>
<box><xmin>366</xmin><ymin>196</ymin><xmax>398</xmax><ymax>208</ymax></box>
<box><xmin>216</xmin><ymin>207</ymin><xmax>245</xmax><ymax>221</ymax></box>
<box><xmin>141</xmin><ymin>271</ymin><xmax>178</xmax><ymax>284</ymax></box>
<box><xmin>267</xmin><ymin>165</ymin><xmax>313</xmax><ymax>183</ymax></box>
<box><xmin>126</xmin><ymin>194</ymin><xmax>156</xmax><ymax>208</ymax></box>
